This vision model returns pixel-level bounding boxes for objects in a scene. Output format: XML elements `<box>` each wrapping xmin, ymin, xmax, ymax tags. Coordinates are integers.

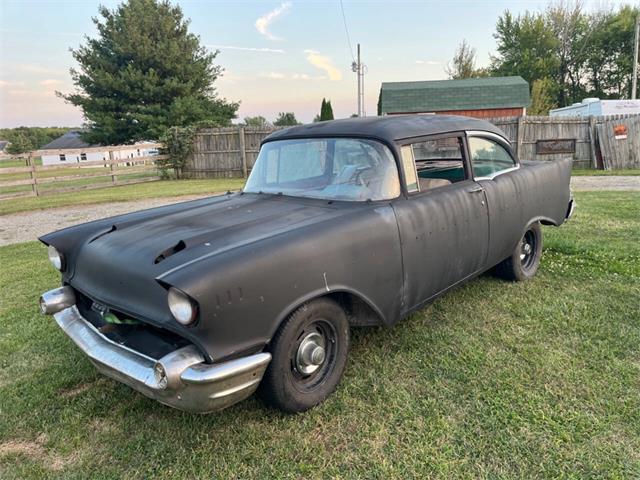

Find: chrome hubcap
<box><xmin>520</xmin><ymin>241</ymin><xmax>532</xmax><ymax>260</ymax></box>
<box><xmin>295</xmin><ymin>332</ymin><xmax>326</xmax><ymax>375</ymax></box>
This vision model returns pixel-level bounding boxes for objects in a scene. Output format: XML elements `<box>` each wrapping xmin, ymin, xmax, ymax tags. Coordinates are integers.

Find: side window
<box><xmin>468</xmin><ymin>137</ymin><xmax>515</xmax><ymax>178</ymax></box>
<box><xmin>402</xmin><ymin>136</ymin><xmax>466</xmax><ymax>193</ymax></box>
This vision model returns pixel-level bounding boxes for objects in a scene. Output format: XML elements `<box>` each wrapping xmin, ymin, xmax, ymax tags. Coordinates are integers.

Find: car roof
<box><xmin>263</xmin><ymin>114</ymin><xmax>508</xmax><ymax>144</ymax></box>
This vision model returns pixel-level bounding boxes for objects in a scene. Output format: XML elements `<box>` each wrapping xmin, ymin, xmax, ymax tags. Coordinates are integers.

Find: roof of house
<box><xmin>378</xmin><ymin>76</ymin><xmax>530</xmax><ymax>114</ymax></box>
<box><xmin>41</xmin><ymin>131</ymin><xmax>96</xmax><ymax>150</ymax></box>
<box><xmin>0</xmin><ymin>141</ymin><xmax>8</xmax><ymax>151</ymax></box>
<box><xmin>264</xmin><ymin>114</ymin><xmax>507</xmax><ymax>144</ymax></box>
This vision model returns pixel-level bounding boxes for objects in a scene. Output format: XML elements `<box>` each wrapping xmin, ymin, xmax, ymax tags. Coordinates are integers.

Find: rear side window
<box><xmin>468</xmin><ymin>137</ymin><xmax>516</xmax><ymax>178</ymax></box>
<box><xmin>400</xmin><ymin>136</ymin><xmax>467</xmax><ymax>193</ymax></box>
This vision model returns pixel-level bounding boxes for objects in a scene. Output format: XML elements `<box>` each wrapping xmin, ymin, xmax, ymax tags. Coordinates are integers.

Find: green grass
<box><xmin>571</xmin><ymin>168</ymin><xmax>640</xmax><ymax>176</ymax></box>
<box><xmin>0</xmin><ymin>191</ymin><xmax>639</xmax><ymax>478</ymax></box>
<box><xmin>0</xmin><ymin>157</ymin><xmax>42</xmax><ymax>169</ymax></box>
<box><xmin>0</xmin><ymin>178</ymin><xmax>246</xmax><ymax>215</ymax></box>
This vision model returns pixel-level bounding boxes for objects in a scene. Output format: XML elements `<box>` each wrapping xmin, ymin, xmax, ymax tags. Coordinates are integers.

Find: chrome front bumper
<box><xmin>48</xmin><ymin>301</ymin><xmax>271</xmax><ymax>413</ymax></box>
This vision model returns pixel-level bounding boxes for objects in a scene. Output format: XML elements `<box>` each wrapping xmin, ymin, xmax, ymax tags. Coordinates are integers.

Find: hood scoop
<box><xmin>89</xmin><ymin>225</ymin><xmax>117</xmax><ymax>243</ymax></box>
<box><xmin>154</xmin><ymin>240</ymin><xmax>186</xmax><ymax>264</ymax></box>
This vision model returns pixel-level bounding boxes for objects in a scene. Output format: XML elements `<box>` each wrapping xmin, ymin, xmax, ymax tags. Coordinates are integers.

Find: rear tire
<box><xmin>494</xmin><ymin>222</ymin><xmax>543</xmax><ymax>282</ymax></box>
<box><xmin>258</xmin><ymin>298</ymin><xmax>350</xmax><ymax>413</ymax></box>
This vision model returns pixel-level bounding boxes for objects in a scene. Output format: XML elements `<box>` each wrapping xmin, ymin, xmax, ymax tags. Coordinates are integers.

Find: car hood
<box><xmin>63</xmin><ymin>193</ymin><xmax>360</xmax><ymax>327</ymax></box>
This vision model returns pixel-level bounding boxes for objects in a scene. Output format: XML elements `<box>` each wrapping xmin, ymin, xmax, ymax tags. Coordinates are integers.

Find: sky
<box><xmin>0</xmin><ymin>0</ymin><xmax>633</xmax><ymax>127</ymax></box>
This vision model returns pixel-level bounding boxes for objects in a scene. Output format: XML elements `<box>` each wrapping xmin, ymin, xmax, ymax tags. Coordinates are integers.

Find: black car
<box><xmin>39</xmin><ymin>115</ymin><xmax>574</xmax><ymax>413</ymax></box>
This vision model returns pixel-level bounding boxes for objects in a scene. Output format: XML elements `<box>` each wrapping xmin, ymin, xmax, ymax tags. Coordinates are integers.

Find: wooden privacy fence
<box><xmin>0</xmin><ymin>143</ymin><xmax>166</xmax><ymax>201</ymax></box>
<box><xmin>184</xmin><ymin>116</ymin><xmax>639</xmax><ymax>178</ymax></box>
<box><xmin>185</xmin><ymin>127</ymin><xmax>282</xmax><ymax>179</ymax></box>
<box><xmin>490</xmin><ymin>114</ymin><xmax>640</xmax><ymax>169</ymax></box>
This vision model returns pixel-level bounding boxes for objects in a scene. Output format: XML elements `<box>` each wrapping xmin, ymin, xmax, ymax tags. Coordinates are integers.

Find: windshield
<box><xmin>244</xmin><ymin>138</ymin><xmax>400</xmax><ymax>201</ymax></box>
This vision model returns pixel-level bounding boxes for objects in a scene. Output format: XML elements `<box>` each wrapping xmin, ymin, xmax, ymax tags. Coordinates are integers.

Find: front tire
<box><xmin>259</xmin><ymin>298</ymin><xmax>350</xmax><ymax>413</ymax></box>
<box><xmin>494</xmin><ymin>222</ymin><xmax>543</xmax><ymax>281</ymax></box>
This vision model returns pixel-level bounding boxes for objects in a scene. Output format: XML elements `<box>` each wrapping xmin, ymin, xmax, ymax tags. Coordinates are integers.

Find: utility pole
<box><xmin>633</xmin><ymin>13</ymin><xmax>639</xmax><ymax>99</ymax></box>
<box><xmin>351</xmin><ymin>43</ymin><xmax>367</xmax><ymax>116</ymax></box>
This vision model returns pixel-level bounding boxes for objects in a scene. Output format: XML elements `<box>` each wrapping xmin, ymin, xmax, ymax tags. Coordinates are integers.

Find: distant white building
<box><xmin>40</xmin><ymin>131</ymin><xmax>157</xmax><ymax>166</ymax></box>
<box><xmin>550</xmin><ymin>98</ymin><xmax>640</xmax><ymax>117</ymax></box>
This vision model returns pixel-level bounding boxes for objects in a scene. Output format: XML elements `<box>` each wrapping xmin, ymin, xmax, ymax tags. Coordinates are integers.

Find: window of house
<box><xmin>403</xmin><ymin>137</ymin><xmax>466</xmax><ymax>192</ymax></box>
<box><xmin>468</xmin><ymin>137</ymin><xmax>516</xmax><ymax>178</ymax></box>
<box><xmin>59</xmin><ymin>154</ymin><xmax>66</xmax><ymax>162</ymax></box>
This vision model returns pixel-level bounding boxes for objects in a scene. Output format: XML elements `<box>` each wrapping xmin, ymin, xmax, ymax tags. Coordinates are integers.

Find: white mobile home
<box><xmin>40</xmin><ymin>131</ymin><xmax>157</xmax><ymax>166</ymax></box>
<box><xmin>550</xmin><ymin>98</ymin><xmax>640</xmax><ymax>117</ymax></box>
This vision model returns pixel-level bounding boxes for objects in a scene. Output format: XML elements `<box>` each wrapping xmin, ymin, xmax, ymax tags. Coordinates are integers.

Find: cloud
<box><xmin>415</xmin><ymin>60</ymin><xmax>440</xmax><ymax>65</ymax></box>
<box><xmin>292</xmin><ymin>73</ymin><xmax>326</xmax><ymax>81</ymax></box>
<box><xmin>304</xmin><ymin>50</ymin><xmax>342</xmax><ymax>81</ymax></box>
<box><xmin>260</xmin><ymin>72</ymin><xmax>286</xmax><ymax>79</ymax></box>
<box><xmin>209</xmin><ymin>44</ymin><xmax>284</xmax><ymax>54</ymax></box>
<box><xmin>255</xmin><ymin>2</ymin><xmax>292</xmax><ymax>41</ymax></box>
<box><xmin>258</xmin><ymin>72</ymin><xmax>326</xmax><ymax>81</ymax></box>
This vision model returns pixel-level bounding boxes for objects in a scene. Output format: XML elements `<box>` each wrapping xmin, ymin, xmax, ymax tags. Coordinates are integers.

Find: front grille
<box><xmin>73</xmin><ymin>288</ymin><xmax>191</xmax><ymax>360</ymax></box>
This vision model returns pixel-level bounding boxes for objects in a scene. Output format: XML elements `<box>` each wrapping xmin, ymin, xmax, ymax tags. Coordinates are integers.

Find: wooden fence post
<box><xmin>239</xmin><ymin>126</ymin><xmax>248</xmax><ymax>178</ymax></box>
<box><xmin>109</xmin><ymin>150</ymin><xmax>117</xmax><ymax>184</ymax></box>
<box><xmin>588</xmin><ymin>116</ymin><xmax>598</xmax><ymax>169</ymax></box>
<box><xmin>28</xmin><ymin>152</ymin><xmax>38</xmax><ymax>197</ymax></box>
<box><xmin>516</xmin><ymin>116</ymin><xmax>525</xmax><ymax>158</ymax></box>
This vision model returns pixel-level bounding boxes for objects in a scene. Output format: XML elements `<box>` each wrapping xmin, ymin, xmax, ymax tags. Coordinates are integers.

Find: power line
<box><xmin>339</xmin><ymin>0</ymin><xmax>355</xmax><ymax>62</ymax></box>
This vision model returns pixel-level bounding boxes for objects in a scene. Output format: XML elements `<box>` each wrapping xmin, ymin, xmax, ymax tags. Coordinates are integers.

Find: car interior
<box><xmin>412</xmin><ymin>137</ymin><xmax>466</xmax><ymax>191</ymax></box>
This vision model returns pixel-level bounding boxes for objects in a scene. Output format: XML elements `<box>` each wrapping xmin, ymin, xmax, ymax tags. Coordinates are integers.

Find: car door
<box><xmin>391</xmin><ymin>133</ymin><xmax>490</xmax><ymax>313</ymax></box>
<box><xmin>466</xmin><ymin>132</ymin><xmax>527</xmax><ymax>268</ymax></box>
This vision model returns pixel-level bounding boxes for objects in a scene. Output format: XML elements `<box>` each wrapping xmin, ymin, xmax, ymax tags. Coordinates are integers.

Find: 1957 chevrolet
<box><xmin>39</xmin><ymin>115</ymin><xmax>574</xmax><ymax>413</ymax></box>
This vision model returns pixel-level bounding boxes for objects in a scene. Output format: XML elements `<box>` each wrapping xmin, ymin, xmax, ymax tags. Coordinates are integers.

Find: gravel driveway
<box><xmin>0</xmin><ymin>194</ymin><xmax>211</xmax><ymax>247</ymax></box>
<box><xmin>1</xmin><ymin>176</ymin><xmax>638</xmax><ymax>247</ymax></box>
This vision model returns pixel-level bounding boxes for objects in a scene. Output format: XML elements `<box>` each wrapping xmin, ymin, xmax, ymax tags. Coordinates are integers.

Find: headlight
<box><xmin>47</xmin><ymin>245</ymin><xmax>64</xmax><ymax>271</ymax></box>
<box><xmin>167</xmin><ymin>287</ymin><xmax>197</xmax><ymax>325</ymax></box>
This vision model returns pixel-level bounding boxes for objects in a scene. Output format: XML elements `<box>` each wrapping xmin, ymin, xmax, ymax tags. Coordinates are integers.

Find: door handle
<box><xmin>467</xmin><ymin>186</ymin><xmax>484</xmax><ymax>193</ymax></box>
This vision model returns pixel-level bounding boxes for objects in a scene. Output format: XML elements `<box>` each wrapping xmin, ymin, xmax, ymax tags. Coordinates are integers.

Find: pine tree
<box><xmin>61</xmin><ymin>0</ymin><xmax>238</xmax><ymax>144</ymax></box>
<box><xmin>319</xmin><ymin>98</ymin><xmax>334</xmax><ymax>121</ymax></box>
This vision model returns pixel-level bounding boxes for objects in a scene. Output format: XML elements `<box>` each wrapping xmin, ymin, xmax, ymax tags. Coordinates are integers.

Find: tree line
<box><xmin>242</xmin><ymin>98</ymin><xmax>336</xmax><ymax>128</ymax></box>
<box><xmin>0</xmin><ymin>127</ymin><xmax>75</xmax><ymax>155</ymax></box>
<box><xmin>447</xmin><ymin>3</ymin><xmax>639</xmax><ymax>114</ymax></box>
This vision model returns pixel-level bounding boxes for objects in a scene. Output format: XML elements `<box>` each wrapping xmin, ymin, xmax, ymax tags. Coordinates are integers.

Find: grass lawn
<box><xmin>0</xmin><ymin>178</ymin><xmax>246</xmax><ymax>216</ymax></box>
<box><xmin>572</xmin><ymin>168</ymin><xmax>640</xmax><ymax>176</ymax></box>
<box><xmin>0</xmin><ymin>191</ymin><xmax>639</xmax><ymax>478</ymax></box>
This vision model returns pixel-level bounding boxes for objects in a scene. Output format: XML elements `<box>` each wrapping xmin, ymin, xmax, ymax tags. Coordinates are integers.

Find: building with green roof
<box><xmin>378</xmin><ymin>76</ymin><xmax>530</xmax><ymax>118</ymax></box>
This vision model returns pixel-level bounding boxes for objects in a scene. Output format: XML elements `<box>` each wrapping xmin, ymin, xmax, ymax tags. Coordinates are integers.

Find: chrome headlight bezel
<box><xmin>47</xmin><ymin>245</ymin><xmax>64</xmax><ymax>271</ymax></box>
<box><xmin>167</xmin><ymin>287</ymin><xmax>197</xmax><ymax>326</ymax></box>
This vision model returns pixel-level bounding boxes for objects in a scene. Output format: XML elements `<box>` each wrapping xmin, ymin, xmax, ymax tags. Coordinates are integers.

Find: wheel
<box><xmin>493</xmin><ymin>222</ymin><xmax>543</xmax><ymax>281</ymax></box>
<box><xmin>258</xmin><ymin>298</ymin><xmax>350</xmax><ymax>413</ymax></box>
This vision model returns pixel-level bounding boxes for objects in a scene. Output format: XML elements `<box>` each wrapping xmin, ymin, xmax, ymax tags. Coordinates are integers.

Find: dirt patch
<box><xmin>59</xmin><ymin>378</ymin><xmax>108</xmax><ymax>398</ymax></box>
<box><xmin>0</xmin><ymin>434</ymin><xmax>74</xmax><ymax>471</ymax></box>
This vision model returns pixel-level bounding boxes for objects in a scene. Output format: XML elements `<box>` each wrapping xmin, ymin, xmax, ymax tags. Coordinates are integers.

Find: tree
<box><xmin>490</xmin><ymin>3</ymin><xmax>639</xmax><ymax>107</ymax></box>
<box><xmin>319</xmin><ymin>98</ymin><xmax>334</xmax><ymax>121</ymax></box>
<box><xmin>60</xmin><ymin>0</ymin><xmax>238</xmax><ymax>145</ymax></box>
<box><xmin>584</xmin><ymin>6</ymin><xmax>639</xmax><ymax>99</ymax></box>
<box><xmin>529</xmin><ymin>78</ymin><xmax>557</xmax><ymax>115</ymax></box>
<box><xmin>491</xmin><ymin>11</ymin><xmax>560</xmax><ymax>85</ymax></box>
<box><xmin>1</xmin><ymin>127</ymin><xmax>75</xmax><ymax>153</ymax></box>
<box><xmin>243</xmin><ymin>116</ymin><xmax>270</xmax><ymax>128</ymax></box>
<box><xmin>446</xmin><ymin>40</ymin><xmax>479</xmax><ymax>79</ymax></box>
<box><xmin>545</xmin><ymin>1</ymin><xmax>589</xmax><ymax>106</ymax></box>
<box><xmin>273</xmin><ymin>112</ymin><xmax>301</xmax><ymax>126</ymax></box>
<box><xmin>5</xmin><ymin>133</ymin><xmax>32</xmax><ymax>155</ymax></box>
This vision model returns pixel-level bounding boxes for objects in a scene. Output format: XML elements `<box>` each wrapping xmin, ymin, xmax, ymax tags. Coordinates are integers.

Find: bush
<box><xmin>158</xmin><ymin>126</ymin><xmax>195</xmax><ymax>179</ymax></box>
